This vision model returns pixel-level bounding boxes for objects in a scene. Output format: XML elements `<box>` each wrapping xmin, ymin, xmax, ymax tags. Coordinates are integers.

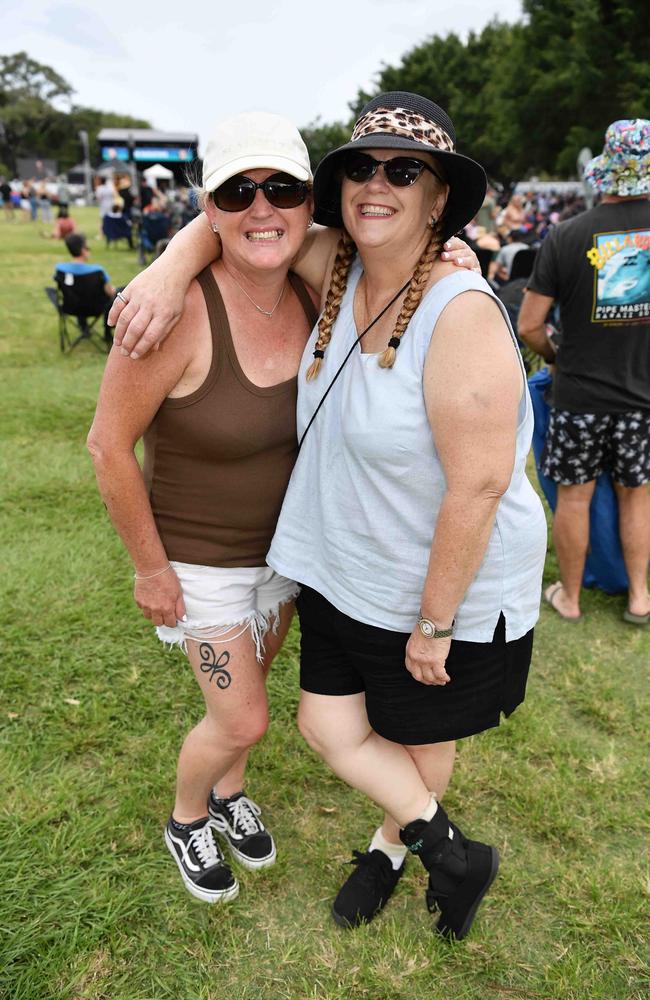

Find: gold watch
<box><xmin>416</xmin><ymin>614</ymin><xmax>455</xmax><ymax>639</ymax></box>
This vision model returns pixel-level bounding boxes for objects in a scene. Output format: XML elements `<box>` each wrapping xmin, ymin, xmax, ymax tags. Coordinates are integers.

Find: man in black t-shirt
<box><xmin>519</xmin><ymin>119</ymin><xmax>650</xmax><ymax>625</ymax></box>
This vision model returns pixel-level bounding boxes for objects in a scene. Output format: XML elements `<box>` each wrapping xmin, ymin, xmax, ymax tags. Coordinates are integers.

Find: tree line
<box><xmin>1</xmin><ymin>1</ymin><xmax>648</xmax><ymax>183</ymax></box>
<box><xmin>0</xmin><ymin>51</ymin><xmax>150</xmax><ymax>176</ymax></box>
<box><xmin>302</xmin><ymin>0</ymin><xmax>649</xmax><ymax>183</ymax></box>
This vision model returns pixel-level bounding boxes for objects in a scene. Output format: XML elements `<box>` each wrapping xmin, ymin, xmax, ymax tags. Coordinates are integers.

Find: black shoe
<box><xmin>331</xmin><ymin>849</ymin><xmax>405</xmax><ymax>928</ymax></box>
<box><xmin>400</xmin><ymin>806</ymin><xmax>499</xmax><ymax>940</ymax></box>
<box><xmin>208</xmin><ymin>790</ymin><xmax>276</xmax><ymax>870</ymax></box>
<box><xmin>164</xmin><ymin>816</ymin><xmax>239</xmax><ymax>904</ymax></box>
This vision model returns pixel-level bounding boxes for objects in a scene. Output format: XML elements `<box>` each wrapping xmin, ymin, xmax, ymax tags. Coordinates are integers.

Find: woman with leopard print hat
<box><xmin>267</xmin><ymin>91</ymin><xmax>547</xmax><ymax>939</ymax></box>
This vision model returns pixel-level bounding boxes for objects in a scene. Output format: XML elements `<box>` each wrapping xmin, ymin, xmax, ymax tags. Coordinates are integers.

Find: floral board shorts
<box><xmin>541</xmin><ymin>408</ymin><xmax>650</xmax><ymax>487</ymax></box>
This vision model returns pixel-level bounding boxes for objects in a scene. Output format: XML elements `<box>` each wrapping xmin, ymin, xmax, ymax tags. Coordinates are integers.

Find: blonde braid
<box><xmin>378</xmin><ymin>222</ymin><xmax>444</xmax><ymax>369</ymax></box>
<box><xmin>305</xmin><ymin>232</ymin><xmax>357</xmax><ymax>381</ymax></box>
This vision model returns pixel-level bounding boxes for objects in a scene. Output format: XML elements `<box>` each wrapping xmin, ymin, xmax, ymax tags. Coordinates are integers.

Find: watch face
<box><xmin>419</xmin><ymin>618</ymin><xmax>435</xmax><ymax>638</ymax></box>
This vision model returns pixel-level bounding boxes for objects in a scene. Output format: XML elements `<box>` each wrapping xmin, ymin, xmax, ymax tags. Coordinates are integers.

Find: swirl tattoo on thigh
<box><xmin>199</xmin><ymin>643</ymin><xmax>232</xmax><ymax>689</ymax></box>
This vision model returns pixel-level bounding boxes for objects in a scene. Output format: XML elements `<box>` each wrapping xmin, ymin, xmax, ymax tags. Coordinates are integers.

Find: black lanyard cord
<box><xmin>297</xmin><ymin>278</ymin><xmax>411</xmax><ymax>452</ymax></box>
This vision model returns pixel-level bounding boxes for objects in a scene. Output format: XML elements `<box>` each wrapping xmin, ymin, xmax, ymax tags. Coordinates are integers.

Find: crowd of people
<box><xmin>92</xmin><ymin>173</ymin><xmax>199</xmax><ymax>240</ymax></box>
<box><xmin>0</xmin><ymin>175</ymin><xmax>69</xmax><ymax>222</ymax></box>
<box><xmin>0</xmin><ymin>170</ymin><xmax>200</xmax><ymax>250</ymax></box>
<box><xmin>467</xmin><ymin>187</ymin><xmax>587</xmax><ymax>246</ymax></box>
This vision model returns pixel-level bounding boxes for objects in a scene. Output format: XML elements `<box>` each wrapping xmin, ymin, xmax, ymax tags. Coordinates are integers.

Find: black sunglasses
<box><xmin>212</xmin><ymin>171</ymin><xmax>310</xmax><ymax>212</ymax></box>
<box><xmin>343</xmin><ymin>152</ymin><xmax>443</xmax><ymax>187</ymax></box>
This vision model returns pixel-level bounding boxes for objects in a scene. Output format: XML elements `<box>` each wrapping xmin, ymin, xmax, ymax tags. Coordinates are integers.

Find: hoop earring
<box><xmin>429</xmin><ymin>215</ymin><xmax>437</xmax><ymax>229</ymax></box>
<box><xmin>211</xmin><ymin>223</ymin><xmax>219</xmax><ymax>234</ymax></box>
<box><xmin>307</xmin><ymin>217</ymin><xmax>314</xmax><ymax>229</ymax></box>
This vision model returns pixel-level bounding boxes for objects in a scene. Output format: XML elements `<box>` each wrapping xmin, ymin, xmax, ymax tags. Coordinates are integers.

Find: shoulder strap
<box><xmin>196</xmin><ymin>266</ymin><xmax>230</xmax><ymax>354</ymax></box>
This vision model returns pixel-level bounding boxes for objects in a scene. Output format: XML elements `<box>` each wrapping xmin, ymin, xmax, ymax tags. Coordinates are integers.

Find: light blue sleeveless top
<box><xmin>268</xmin><ymin>259</ymin><xmax>547</xmax><ymax>641</ymax></box>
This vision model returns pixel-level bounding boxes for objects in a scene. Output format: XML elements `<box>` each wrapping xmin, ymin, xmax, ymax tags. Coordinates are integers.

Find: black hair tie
<box><xmin>313</xmin><ymin>349</ymin><xmax>325</xmax><ymax>359</ymax></box>
<box><xmin>388</xmin><ymin>337</ymin><xmax>401</xmax><ymax>349</ymax></box>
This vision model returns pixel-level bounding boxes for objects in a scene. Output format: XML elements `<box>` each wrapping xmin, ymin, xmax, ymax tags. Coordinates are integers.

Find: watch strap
<box><xmin>417</xmin><ymin>614</ymin><xmax>455</xmax><ymax>639</ymax></box>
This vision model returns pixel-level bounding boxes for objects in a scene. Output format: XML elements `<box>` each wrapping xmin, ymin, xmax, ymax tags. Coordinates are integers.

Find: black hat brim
<box><xmin>313</xmin><ymin>133</ymin><xmax>487</xmax><ymax>243</ymax></box>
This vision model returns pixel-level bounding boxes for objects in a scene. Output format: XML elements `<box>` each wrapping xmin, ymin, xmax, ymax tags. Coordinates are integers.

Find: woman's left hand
<box><xmin>440</xmin><ymin>237</ymin><xmax>481</xmax><ymax>274</ymax></box>
<box><xmin>405</xmin><ymin>630</ymin><xmax>452</xmax><ymax>686</ymax></box>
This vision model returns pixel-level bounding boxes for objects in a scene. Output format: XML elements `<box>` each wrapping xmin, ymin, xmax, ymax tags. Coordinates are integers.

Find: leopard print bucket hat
<box><xmin>313</xmin><ymin>91</ymin><xmax>487</xmax><ymax>242</ymax></box>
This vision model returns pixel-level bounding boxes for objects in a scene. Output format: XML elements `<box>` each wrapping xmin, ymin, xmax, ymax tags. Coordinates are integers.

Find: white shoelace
<box><xmin>187</xmin><ymin>821</ymin><xmax>223</xmax><ymax>868</ymax></box>
<box><xmin>217</xmin><ymin>795</ymin><xmax>264</xmax><ymax>837</ymax></box>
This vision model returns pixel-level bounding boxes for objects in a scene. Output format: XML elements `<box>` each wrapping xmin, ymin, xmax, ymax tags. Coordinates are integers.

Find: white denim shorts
<box><xmin>156</xmin><ymin>562</ymin><xmax>300</xmax><ymax>662</ymax></box>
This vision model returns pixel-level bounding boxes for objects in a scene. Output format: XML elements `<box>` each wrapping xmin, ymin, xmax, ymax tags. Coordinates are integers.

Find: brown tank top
<box><xmin>143</xmin><ymin>267</ymin><xmax>318</xmax><ymax>568</ymax></box>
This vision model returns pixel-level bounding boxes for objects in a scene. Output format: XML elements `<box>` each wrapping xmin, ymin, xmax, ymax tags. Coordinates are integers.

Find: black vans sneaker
<box><xmin>164</xmin><ymin>816</ymin><xmax>239</xmax><ymax>904</ymax></box>
<box><xmin>400</xmin><ymin>805</ymin><xmax>499</xmax><ymax>940</ymax></box>
<box><xmin>331</xmin><ymin>849</ymin><xmax>405</xmax><ymax>928</ymax></box>
<box><xmin>208</xmin><ymin>791</ymin><xmax>276</xmax><ymax>870</ymax></box>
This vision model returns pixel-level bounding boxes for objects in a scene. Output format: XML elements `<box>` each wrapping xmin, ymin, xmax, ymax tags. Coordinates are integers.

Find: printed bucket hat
<box><xmin>583</xmin><ymin>119</ymin><xmax>650</xmax><ymax>197</ymax></box>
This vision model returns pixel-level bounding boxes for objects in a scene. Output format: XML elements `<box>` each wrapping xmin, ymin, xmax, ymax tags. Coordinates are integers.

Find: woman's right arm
<box><xmin>87</xmin><ymin>303</ymin><xmax>199</xmax><ymax>625</ymax></box>
<box><xmin>111</xmin><ymin>215</ymin><xmax>483</xmax><ymax>357</ymax></box>
<box><xmin>110</xmin><ymin>213</ymin><xmax>216</xmax><ymax>357</ymax></box>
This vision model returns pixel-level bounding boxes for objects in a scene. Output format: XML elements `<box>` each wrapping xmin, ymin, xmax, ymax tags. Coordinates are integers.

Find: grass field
<box><xmin>0</xmin><ymin>208</ymin><xmax>648</xmax><ymax>1000</ymax></box>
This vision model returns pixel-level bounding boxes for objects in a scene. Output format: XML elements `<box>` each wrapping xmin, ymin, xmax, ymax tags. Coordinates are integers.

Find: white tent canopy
<box><xmin>143</xmin><ymin>163</ymin><xmax>174</xmax><ymax>181</ymax></box>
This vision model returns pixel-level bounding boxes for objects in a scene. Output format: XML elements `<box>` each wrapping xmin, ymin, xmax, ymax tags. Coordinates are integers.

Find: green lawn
<box><xmin>0</xmin><ymin>209</ymin><xmax>648</xmax><ymax>1000</ymax></box>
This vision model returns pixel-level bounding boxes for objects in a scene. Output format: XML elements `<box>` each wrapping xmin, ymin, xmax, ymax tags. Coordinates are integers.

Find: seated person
<box><xmin>464</xmin><ymin>221</ymin><xmax>500</xmax><ymax>253</ymax></box>
<box><xmin>55</xmin><ymin>233</ymin><xmax>116</xmax><ymax>341</ymax></box>
<box><xmin>43</xmin><ymin>207</ymin><xmax>76</xmax><ymax>240</ymax></box>
<box><xmin>488</xmin><ymin>229</ymin><xmax>529</xmax><ymax>285</ymax></box>
<box><xmin>103</xmin><ymin>201</ymin><xmax>134</xmax><ymax>248</ymax></box>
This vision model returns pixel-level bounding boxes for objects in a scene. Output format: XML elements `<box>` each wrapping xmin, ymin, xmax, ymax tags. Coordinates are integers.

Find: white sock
<box><xmin>369</xmin><ymin>827</ymin><xmax>408</xmax><ymax>871</ymax></box>
<box><xmin>419</xmin><ymin>793</ymin><xmax>438</xmax><ymax>823</ymax></box>
<box><xmin>418</xmin><ymin>793</ymin><xmax>453</xmax><ymax>840</ymax></box>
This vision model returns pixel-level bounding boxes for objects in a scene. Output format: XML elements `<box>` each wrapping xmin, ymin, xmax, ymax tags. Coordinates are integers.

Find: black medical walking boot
<box><xmin>331</xmin><ymin>849</ymin><xmax>405</xmax><ymax>928</ymax></box>
<box><xmin>400</xmin><ymin>804</ymin><xmax>499</xmax><ymax>940</ymax></box>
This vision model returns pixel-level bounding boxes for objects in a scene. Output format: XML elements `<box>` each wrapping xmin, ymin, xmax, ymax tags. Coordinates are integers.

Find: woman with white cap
<box><xmin>103</xmin><ymin>101</ymin><xmax>484</xmax><ymax>919</ymax></box>
<box><xmin>88</xmin><ymin>112</ymin><xmax>321</xmax><ymax>904</ymax></box>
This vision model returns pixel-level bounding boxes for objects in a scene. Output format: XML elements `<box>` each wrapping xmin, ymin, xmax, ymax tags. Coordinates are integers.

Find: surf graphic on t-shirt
<box><xmin>586</xmin><ymin>228</ymin><xmax>650</xmax><ymax>324</ymax></box>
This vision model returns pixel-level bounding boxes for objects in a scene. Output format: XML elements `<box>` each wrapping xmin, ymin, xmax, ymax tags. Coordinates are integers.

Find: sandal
<box><xmin>543</xmin><ymin>583</ymin><xmax>582</xmax><ymax>622</ymax></box>
<box><xmin>622</xmin><ymin>608</ymin><xmax>650</xmax><ymax>626</ymax></box>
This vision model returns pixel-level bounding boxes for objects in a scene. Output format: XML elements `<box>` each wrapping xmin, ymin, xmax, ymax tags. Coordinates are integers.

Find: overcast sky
<box><xmin>4</xmin><ymin>0</ymin><xmax>523</xmax><ymax>153</ymax></box>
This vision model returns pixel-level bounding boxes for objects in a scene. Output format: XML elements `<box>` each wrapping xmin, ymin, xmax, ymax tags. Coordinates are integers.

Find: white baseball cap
<box><xmin>202</xmin><ymin>111</ymin><xmax>312</xmax><ymax>193</ymax></box>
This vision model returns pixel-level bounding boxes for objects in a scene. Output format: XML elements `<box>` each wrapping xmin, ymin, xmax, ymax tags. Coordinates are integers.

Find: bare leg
<box><xmin>381</xmin><ymin>741</ymin><xmax>456</xmax><ymax>843</ymax></box>
<box><xmin>298</xmin><ymin>691</ymin><xmax>432</xmax><ymax>826</ymax></box>
<box><xmin>173</xmin><ymin>627</ymin><xmax>269</xmax><ymax>823</ymax></box>
<box><xmin>614</xmin><ymin>482</ymin><xmax>650</xmax><ymax>616</ymax></box>
<box><xmin>546</xmin><ymin>480</ymin><xmax>597</xmax><ymax>617</ymax></box>
<box><xmin>213</xmin><ymin>602</ymin><xmax>295</xmax><ymax>799</ymax></box>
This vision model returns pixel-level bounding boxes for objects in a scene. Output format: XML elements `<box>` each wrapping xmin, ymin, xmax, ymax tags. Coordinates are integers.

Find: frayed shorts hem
<box><xmin>155</xmin><ymin>562</ymin><xmax>299</xmax><ymax>662</ymax></box>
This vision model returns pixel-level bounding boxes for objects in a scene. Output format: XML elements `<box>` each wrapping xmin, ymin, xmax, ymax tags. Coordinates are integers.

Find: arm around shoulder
<box><xmin>291</xmin><ymin>225</ymin><xmax>343</xmax><ymax>300</ymax></box>
<box><xmin>110</xmin><ymin>213</ymin><xmax>217</xmax><ymax>356</ymax></box>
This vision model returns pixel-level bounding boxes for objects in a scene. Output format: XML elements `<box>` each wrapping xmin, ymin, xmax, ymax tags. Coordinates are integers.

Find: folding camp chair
<box><xmin>138</xmin><ymin>212</ymin><xmax>172</xmax><ymax>264</ymax></box>
<box><xmin>509</xmin><ymin>247</ymin><xmax>537</xmax><ymax>282</ymax></box>
<box><xmin>475</xmin><ymin>246</ymin><xmax>494</xmax><ymax>279</ymax></box>
<box><xmin>102</xmin><ymin>213</ymin><xmax>133</xmax><ymax>249</ymax></box>
<box><xmin>45</xmin><ymin>270</ymin><xmax>112</xmax><ymax>353</ymax></box>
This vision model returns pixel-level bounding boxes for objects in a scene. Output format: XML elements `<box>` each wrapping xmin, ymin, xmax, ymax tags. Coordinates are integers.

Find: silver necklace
<box><xmin>229</xmin><ymin>274</ymin><xmax>286</xmax><ymax>318</ymax></box>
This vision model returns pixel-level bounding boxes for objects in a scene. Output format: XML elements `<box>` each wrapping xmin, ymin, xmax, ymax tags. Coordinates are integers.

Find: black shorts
<box><xmin>542</xmin><ymin>408</ymin><xmax>650</xmax><ymax>487</ymax></box>
<box><xmin>296</xmin><ymin>586</ymin><xmax>534</xmax><ymax>745</ymax></box>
